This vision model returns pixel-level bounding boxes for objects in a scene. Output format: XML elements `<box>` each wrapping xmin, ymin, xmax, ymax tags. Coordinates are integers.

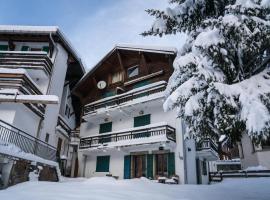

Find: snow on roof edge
<box><xmin>115</xmin><ymin>43</ymin><xmax>177</xmax><ymax>54</ymax></box>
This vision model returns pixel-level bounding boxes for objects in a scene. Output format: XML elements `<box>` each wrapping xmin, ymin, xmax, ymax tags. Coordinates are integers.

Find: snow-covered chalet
<box><xmin>72</xmin><ymin>44</ymin><xmax>219</xmax><ymax>184</ymax></box>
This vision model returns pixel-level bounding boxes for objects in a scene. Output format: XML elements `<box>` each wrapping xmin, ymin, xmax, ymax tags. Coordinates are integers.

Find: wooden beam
<box><xmin>117</xmin><ymin>50</ymin><xmax>125</xmax><ymax>81</ymax></box>
<box><xmin>141</xmin><ymin>52</ymin><xmax>149</xmax><ymax>73</ymax></box>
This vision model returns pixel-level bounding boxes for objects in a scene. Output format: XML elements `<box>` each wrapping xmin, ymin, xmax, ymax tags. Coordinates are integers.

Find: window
<box><xmin>127</xmin><ymin>65</ymin><xmax>139</xmax><ymax>78</ymax></box>
<box><xmin>21</xmin><ymin>46</ymin><xmax>30</xmax><ymax>51</ymax></box>
<box><xmin>133</xmin><ymin>114</ymin><xmax>151</xmax><ymax>138</ymax></box>
<box><xmin>42</xmin><ymin>46</ymin><xmax>49</xmax><ymax>53</ymax></box>
<box><xmin>96</xmin><ymin>156</ymin><xmax>110</xmax><ymax>172</ymax></box>
<box><xmin>111</xmin><ymin>71</ymin><xmax>123</xmax><ymax>84</ymax></box>
<box><xmin>45</xmin><ymin>133</ymin><xmax>50</xmax><ymax>143</ymax></box>
<box><xmin>134</xmin><ymin>114</ymin><xmax>150</xmax><ymax>127</ymax></box>
<box><xmin>0</xmin><ymin>45</ymin><xmax>8</xmax><ymax>51</ymax></box>
<box><xmin>99</xmin><ymin>122</ymin><xmax>112</xmax><ymax>134</ymax></box>
<box><xmin>99</xmin><ymin>122</ymin><xmax>112</xmax><ymax>143</ymax></box>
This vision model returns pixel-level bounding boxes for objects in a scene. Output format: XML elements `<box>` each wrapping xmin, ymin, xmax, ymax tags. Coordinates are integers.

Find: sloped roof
<box><xmin>73</xmin><ymin>43</ymin><xmax>177</xmax><ymax>92</ymax></box>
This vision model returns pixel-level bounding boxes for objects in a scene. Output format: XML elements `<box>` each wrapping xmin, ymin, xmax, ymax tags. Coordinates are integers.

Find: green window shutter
<box><xmin>99</xmin><ymin>122</ymin><xmax>112</xmax><ymax>134</ymax></box>
<box><xmin>102</xmin><ymin>91</ymin><xmax>115</xmax><ymax>98</ymax></box>
<box><xmin>42</xmin><ymin>46</ymin><xmax>49</xmax><ymax>53</ymax></box>
<box><xmin>134</xmin><ymin>114</ymin><xmax>150</xmax><ymax>127</ymax></box>
<box><xmin>99</xmin><ymin>122</ymin><xmax>112</xmax><ymax>143</ymax></box>
<box><xmin>168</xmin><ymin>152</ymin><xmax>175</xmax><ymax>177</ymax></box>
<box><xmin>147</xmin><ymin>154</ymin><xmax>153</xmax><ymax>179</ymax></box>
<box><xmin>133</xmin><ymin>80</ymin><xmax>150</xmax><ymax>89</ymax></box>
<box><xmin>96</xmin><ymin>156</ymin><xmax>110</xmax><ymax>172</ymax></box>
<box><xmin>21</xmin><ymin>46</ymin><xmax>29</xmax><ymax>51</ymax></box>
<box><xmin>0</xmin><ymin>45</ymin><xmax>8</xmax><ymax>51</ymax></box>
<box><xmin>124</xmin><ymin>155</ymin><xmax>131</xmax><ymax>179</ymax></box>
<box><xmin>133</xmin><ymin>114</ymin><xmax>151</xmax><ymax>138</ymax></box>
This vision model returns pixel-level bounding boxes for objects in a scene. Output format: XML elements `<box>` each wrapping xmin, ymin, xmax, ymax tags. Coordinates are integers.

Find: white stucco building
<box><xmin>0</xmin><ymin>25</ymin><xmax>85</xmax><ymax>176</ymax></box>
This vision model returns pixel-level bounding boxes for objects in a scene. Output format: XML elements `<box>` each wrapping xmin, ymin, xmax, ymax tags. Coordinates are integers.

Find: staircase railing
<box><xmin>0</xmin><ymin>119</ymin><xmax>56</xmax><ymax>161</ymax></box>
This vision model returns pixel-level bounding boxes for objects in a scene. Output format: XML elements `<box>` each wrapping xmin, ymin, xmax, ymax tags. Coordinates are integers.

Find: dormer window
<box><xmin>127</xmin><ymin>65</ymin><xmax>139</xmax><ymax>78</ymax></box>
<box><xmin>111</xmin><ymin>71</ymin><xmax>123</xmax><ymax>84</ymax></box>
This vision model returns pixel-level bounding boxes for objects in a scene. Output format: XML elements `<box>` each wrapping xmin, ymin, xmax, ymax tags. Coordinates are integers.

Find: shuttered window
<box><xmin>96</xmin><ymin>156</ymin><xmax>110</xmax><ymax>172</ymax></box>
<box><xmin>133</xmin><ymin>114</ymin><xmax>151</xmax><ymax>138</ymax></box>
<box><xmin>21</xmin><ymin>46</ymin><xmax>30</xmax><ymax>51</ymax></box>
<box><xmin>134</xmin><ymin>114</ymin><xmax>150</xmax><ymax>127</ymax></box>
<box><xmin>99</xmin><ymin>122</ymin><xmax>112</xmax><ymax>143</ymax></box>
<box><xmin>42</xmin><ymin>46</ymin><xmax>49</xmax><ymax>53</ymax></box>
<box><xmin>99</xmin><ymin>122</ymin><xmax>112</xmax><ymax>134</ymax></box>
<box><xmin>0</xmin><ymin>45</ymin><xmax>8</xmax><ymax>51</ymax></box>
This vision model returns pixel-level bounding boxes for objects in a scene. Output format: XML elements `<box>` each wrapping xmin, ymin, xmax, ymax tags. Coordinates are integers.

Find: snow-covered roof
<box><xmin>115</xmin><ymin>43</ymin><xmax>177</xmax><ymax>54</ymax></box>
<box><xmin>0</xmin><ymin>25</ymin><xmax>85</xmax><ymax>74</ymax></box>
<box><xmin>74</xmin><ymin>43</ymin><xmax>177</xmax><ymax>91</ymax></box>
<box><xmin>0</xmin><ymin>25</ymin><xmax>58</xmax><ymax>34</ymax></box>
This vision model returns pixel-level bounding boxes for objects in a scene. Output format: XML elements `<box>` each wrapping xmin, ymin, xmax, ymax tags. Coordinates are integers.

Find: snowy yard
<box><xmin>0</xmin><ymin>177</ymin><xmax>269</xmax><ymax>200</ymax></box>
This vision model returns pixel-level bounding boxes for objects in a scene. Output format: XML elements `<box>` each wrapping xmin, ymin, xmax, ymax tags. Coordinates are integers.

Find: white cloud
<box><xmin>69</xmin><ymin>0</ymin><xmax>186</xmax><ymax>70</ymax></box>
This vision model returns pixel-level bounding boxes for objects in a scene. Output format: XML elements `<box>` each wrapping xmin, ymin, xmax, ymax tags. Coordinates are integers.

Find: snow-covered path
<box><xmin>0</xmin><ymin>177</ymin><xmax>269</xmax><ymax>200</ymax></box>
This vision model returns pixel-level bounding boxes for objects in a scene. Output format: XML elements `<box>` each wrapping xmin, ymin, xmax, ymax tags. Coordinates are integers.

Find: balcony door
<box><xmin>132</xmin><ymin>155</ymin><xmax>146</xmax><ymax>178</ymax></box>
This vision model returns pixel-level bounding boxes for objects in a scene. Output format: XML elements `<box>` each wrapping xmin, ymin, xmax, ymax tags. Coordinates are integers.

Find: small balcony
<box><xmin>83</xmin><ymin>81</ymin><xmax>166</xmax><ymax>116</ymax></box>
<box><xmin>0</xmin><ymin>119</ymin><xmax>57</xmax><ymax>161</ymax></box>
<box><xmin>70</xmin><ymin>130</ymin><xmax>80</xmax><ymax>146</ymax></box>
<box><xmin>79</xmin><ymin>124</ymin><xmax>176</xmax><ymax>150</ymax></box>
<box><xmin>0</xmin><ymin>51</ymin><xmax>53</xmax><ymax>77</ymax></box>
<box><xmin>196</xmin><ymin>139</ymin><xmax>219</xmax><ymax>161</ymax></box>
<box><xmin>56</xmin><ymin>115</ymin><xmax>72</xmax><ymax>138</ymax></box>
<box><xmin>0</xmin><ymin>70</ymin><xmax>46</xmax><ymax>116</ymax></box>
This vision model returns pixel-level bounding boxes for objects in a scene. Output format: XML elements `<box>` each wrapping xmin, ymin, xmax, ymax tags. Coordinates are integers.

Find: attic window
<box><xmin>127</xmin><ymin>65</ymin><xmax>139</xmax><ymax>78</ymax></box>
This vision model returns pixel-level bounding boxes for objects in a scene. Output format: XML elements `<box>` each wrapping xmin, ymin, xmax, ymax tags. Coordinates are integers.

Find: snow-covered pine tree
<box><xmin>143</xmin><ymin>0</ymin><xmax>270</xmax><ymax>143</ymax></box>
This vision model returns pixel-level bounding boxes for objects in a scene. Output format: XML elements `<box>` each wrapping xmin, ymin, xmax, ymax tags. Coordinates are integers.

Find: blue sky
<box><xmin>0</xmin><ymin>0</ymin><xmax>184</xmax><ymax>70</ymax></box>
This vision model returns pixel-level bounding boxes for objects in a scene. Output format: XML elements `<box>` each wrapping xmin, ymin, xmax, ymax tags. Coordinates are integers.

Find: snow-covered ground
<box><xmin>0</xmin><ymin>177</ymin><xmax>269</xmax><ymax>200</ymax></box>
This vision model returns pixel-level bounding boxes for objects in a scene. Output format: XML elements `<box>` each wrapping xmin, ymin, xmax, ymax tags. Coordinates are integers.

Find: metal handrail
<box><xmin>196</xmin><ymin>138</ymin><xmax>218</xmax><ymax>152</ymax></box>
<box><xmin>0</xmin><ymin>119</ymin><xmax>56</xmax><ymax>161</ymax></box>
<box><xmin>79</xmin><ymin>125</ymin><xmax>176</xmax><ymax>149</ymax></box>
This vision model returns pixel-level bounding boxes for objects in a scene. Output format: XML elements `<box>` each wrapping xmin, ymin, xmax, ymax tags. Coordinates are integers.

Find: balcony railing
<box><xmin>83</xmin><ymin>81</ymin><xmax>167</xmax><ymax>116</ymax></box>
<box><xmin>196</xmin><ymin>139</ymin><xmax>218</xmax><ymax>153</ymax></box>
<box><xmin>79</xmin><ymin>125</ymin><xmax>176</xmax><ymax>149</ymax></box>
<box><xmin>0</xmin><ymin>73</ymin><xmax>46</xmax><ymax>115</ymax></box>
<box><xmin>0</xmin><ymin>51</ymin><xmax>53</xmax><ymax>76</ymax></box>
<box><xmin>0</xmin><ymin>119</ymin><xmax>56</xmax><ymax>161</ymax></box>
<box><xmin>57</xmin><ymin>115</ymin><xmax>72</xmax><ymax>136</ymax></box>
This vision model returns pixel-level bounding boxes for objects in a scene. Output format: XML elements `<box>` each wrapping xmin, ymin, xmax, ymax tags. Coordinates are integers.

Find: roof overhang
<box><xmin>72</xmin><ymin>43</ymin><xmax>177</xmax><ymax>94</ymax></box>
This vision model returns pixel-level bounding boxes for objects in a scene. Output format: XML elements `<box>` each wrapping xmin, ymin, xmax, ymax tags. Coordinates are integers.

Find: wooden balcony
<box><xmin>79</xmin><ymin>124</ymin><xmax>176</xmax><ymax>150</ymax></box>
<box><xmin>57</xmin><ymin>115</ymin><xmax>72</xmax><ymax>137</ymax></box>
<box><xmin>83</xmin><ymin>81</ymin><xmax>166</xmax><ymax>116</ymax></box>
<box><xmin>196</xmin><ymin>139</ymin><xmax>219</xmax><ymax>161</ymax></box>
<box><xmin>0</xmin><ymin>51</ymin><xmax>53</xmax><ymax>76</ymax></box>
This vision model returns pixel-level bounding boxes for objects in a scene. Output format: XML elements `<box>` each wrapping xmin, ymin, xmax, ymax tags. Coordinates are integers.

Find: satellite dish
<box><xmin>97</xmin><ymin>80</ymin><xmax>106</xmax><ymax>89</ymax></box>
